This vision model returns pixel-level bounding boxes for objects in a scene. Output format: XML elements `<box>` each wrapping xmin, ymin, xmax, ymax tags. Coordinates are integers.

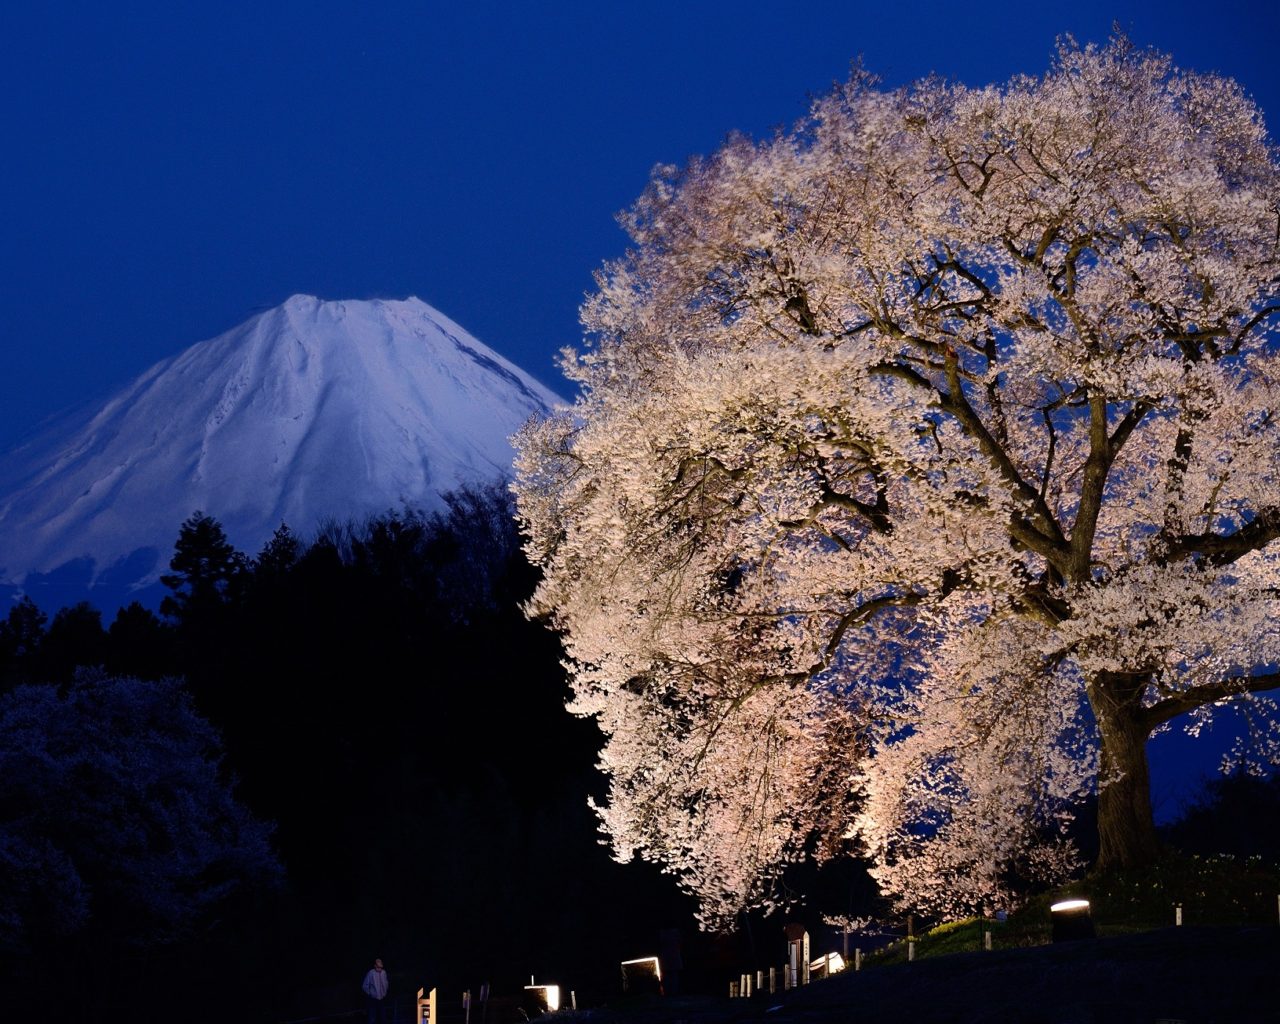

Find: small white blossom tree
<box><xmin>513</xmin><ymin>35</ymin><xmax>1280</xmax><ymax>925</ymax></box>
<box><xmin>0</xmin><ymin>670</ymin><xmax>281</xmax><ymax>950</ymax></box>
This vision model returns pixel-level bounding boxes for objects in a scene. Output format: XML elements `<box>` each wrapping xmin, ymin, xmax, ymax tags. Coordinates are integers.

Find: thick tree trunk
<box><xmin>1092</xmin><ymin>674</ymin><xmax>1161</xmax><ymax>872</ymax></box>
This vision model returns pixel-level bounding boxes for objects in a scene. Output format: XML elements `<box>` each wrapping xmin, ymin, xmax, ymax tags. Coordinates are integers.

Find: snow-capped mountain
<box><xmin>0</xmin><ymin>294</ymin><xmax>564</xmax><ymax>611</ymax></box>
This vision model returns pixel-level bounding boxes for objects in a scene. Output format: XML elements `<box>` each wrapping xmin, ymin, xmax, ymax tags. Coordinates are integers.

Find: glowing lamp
<box><xmin>620</xmin><ymin>956</ymin><xmax>663</xmax><ymax>995</ymax></box>
<box><xmin>1049</xmin><ymin>898</ymin><xmax>1095</xmax><ymax>942</ymax></box>
<box><xmin>809</xmin><ymin>951</ymin><xmax>845</xmax><ymax>978</ymax></box>
<box><xmin>524</xmin><ymin>984</ymin><xmax>560</xmax><ymax>1013</ymax></box>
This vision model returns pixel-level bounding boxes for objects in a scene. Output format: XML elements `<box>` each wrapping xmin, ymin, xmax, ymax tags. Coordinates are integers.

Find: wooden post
<box><xmin>854</xmin><ymin>948</ymin><xmax>862</xmax><ymax>972</ymax></box>
<box><xmin>417</xmin><ymin>988</ymin><xmax>437</xmax><ymax>1024</ymax></box>
<box><xmin>1175</xmin><ymin>903</ymin><xmax>1183</xmax><ymax>927</ymax></box>
<box><xmin>983</xmin><ymin>930</ymin><xmax>992</xmax><ymax>951</ymax></box>
<box><xmin>768</xmin><ymin>966</ymin><xmax>776</xmax><ymax>994</ymax></box>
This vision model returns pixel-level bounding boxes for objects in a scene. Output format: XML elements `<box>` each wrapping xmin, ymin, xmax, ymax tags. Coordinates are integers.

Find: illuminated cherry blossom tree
<box><xmin>513</xmin><ymin>35</ymin><xmax>1280</xmax><ymax>924</ymax></box>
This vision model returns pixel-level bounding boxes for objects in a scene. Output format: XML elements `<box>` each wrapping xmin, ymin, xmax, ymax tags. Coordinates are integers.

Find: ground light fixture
<box><xmin>810</xmin><ymin>951</ymin><xmax>846</xmax><ymax>978</ymax></box>
<box><xmin>523</xmin><ymin>984</ymin><xmax>560</xmax><ymax>1013</ymax></box>
<box><xmin>1049</xmin><ymin>898</ymin><xmax>1096</xmax><ymax>942</ymax></box>
<box><xmin>620</xmin><ymin>956</ymin><xmax>663</xmax><ymax>995</ymax></box>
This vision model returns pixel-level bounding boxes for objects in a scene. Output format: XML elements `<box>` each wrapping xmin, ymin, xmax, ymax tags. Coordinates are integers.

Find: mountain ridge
<box><xmin>0</xmin><ymin>294</ymin><xmax>564</xmax><ymax>613</ymax></box>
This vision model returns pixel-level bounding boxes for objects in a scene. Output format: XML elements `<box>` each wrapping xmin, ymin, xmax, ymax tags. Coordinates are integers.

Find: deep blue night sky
<box><xmin>2</xmin><ymin>2</ymin><xmax>1277</xmax><ymax>451</ymax></box>
<box><xmin>1</xmin><ymin>2</ymin><xmax>1277</xmax><ymax>817</ymax></box>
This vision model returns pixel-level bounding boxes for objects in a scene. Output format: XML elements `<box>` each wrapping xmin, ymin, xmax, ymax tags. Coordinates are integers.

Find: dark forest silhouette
<box><xmin>1</xmin><ymin>484</ymin><xmax>1275</xmax><ymax>1024</ymax></box>
<box><xmin>0</xmin><ymin>485</ymin><xmax>728</xmax><ymax>1023</ymax></box>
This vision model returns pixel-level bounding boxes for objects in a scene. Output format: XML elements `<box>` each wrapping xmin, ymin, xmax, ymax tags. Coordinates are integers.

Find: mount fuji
<box><xmin>0</xmin><ymin>295</ymin><xmax>565</xmax><ymax>614</ymax></box>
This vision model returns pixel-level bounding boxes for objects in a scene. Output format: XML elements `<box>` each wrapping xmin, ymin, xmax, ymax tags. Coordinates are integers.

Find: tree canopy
<box><xmin>513</xmin><ymin>35</ymin><xmax>1280</xmax><ymax>925</ymax></box>
<box><xmin>160</xmin><ymin>509</ymin><xmax>250</xmax><ymax>623</ymax></box>
<box><xmin>0</xmin><ymin>669</ymin><xmax>281</xmax><ymax>952</ymax></box>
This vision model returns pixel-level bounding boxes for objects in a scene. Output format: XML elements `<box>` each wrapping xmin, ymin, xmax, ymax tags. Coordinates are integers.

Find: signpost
<box><xmin>417</xmin><ymin>987</ymin><xmax>437</xmax><ymax>1024</ymax></box>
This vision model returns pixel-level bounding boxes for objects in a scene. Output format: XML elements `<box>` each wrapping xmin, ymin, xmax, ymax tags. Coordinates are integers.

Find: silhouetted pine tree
<box><xmin>1161</xmin><ymin>771</ymin><xmax>1280</xmax><ymax>859</ymax></box>
<box><xmin>36</xmin><ymin>601</ymin><xmax>106</xmax><ymax>684</ymax></box>
<box><xmin>159</xmin><ymin>510</ymin><xmax>250</xmax><ymax>623</ymax></box>
<box><xmin>105</xmin><ymin>601</ymin><xmax>176</xmax><ymax>680</ymax></box>
<box><xmin>159</xmin><ymin>510</ymin><xmax>251</xmax><ymax>726</ymax></box>
<box><xmin>0</xmin><ymin>596</ymin><xmax>46</xmax><ymax>690</ymax></box>
<box><xmin>254</xmin><ymin>521</ymin><xmax>300</xmax><ymax>578</ymax></box>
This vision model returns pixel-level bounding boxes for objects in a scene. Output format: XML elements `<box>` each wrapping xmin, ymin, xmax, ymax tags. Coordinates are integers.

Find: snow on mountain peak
<box><xmin>0</xmin><ymin>295</ymin><xmax>565</xmax><ymax>610</ymax></box>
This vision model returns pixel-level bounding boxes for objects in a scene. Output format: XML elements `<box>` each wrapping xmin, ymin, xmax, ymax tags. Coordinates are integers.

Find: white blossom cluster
<box><xmin>513</xmin><ymin>35</ymin><xmax>1280</xmax><ymax>927</ymax></box>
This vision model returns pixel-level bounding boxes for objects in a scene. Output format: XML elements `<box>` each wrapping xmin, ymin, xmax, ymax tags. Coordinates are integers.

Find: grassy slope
<box><xmin>544</xmin><ymin>853</ymin><xmax>1280</xmax><ymax>1024</ymax></box>
<box><xmin>869</xmin><ymin>851</ymin><xmax>1280</xmax><ymax>962</ymax></box>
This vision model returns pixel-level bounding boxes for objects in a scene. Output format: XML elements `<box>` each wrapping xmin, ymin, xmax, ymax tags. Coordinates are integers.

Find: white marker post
<box><xmin>417</xmin><ymin>988</ymin><xmax>437</xmax><ymax>1024</ymax></box>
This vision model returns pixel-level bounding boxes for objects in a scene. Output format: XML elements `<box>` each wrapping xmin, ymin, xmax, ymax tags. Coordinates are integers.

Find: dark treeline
<box><xmin>5</xmin><ymin>484</ymin><xmax>1273</xmax><ymax>1024</ymax></box>
<box><xmin>0</xmin><ymin>484</ymin><xmax>722</xmax><ymax>1024</ymax></box>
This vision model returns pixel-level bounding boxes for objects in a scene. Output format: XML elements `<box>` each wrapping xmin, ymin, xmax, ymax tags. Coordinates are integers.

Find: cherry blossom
<box><xmin>514</xmin><ymin>35</ymin><xmax>1280</xmax><ymax>925</ymax></box>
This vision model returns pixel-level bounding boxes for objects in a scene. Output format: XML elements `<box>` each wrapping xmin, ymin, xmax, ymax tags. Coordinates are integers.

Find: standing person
<box><xmin>362</xmin><ymin>956</ymin><xmax>389</xmax><ymax>1024</ymax></box>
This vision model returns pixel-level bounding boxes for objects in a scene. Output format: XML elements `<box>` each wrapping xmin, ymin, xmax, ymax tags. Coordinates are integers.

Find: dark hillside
<box><xmin>558</xmin><ymin>925</ymin><xmax>1278</xmax><ymax>1024</ymax></box>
